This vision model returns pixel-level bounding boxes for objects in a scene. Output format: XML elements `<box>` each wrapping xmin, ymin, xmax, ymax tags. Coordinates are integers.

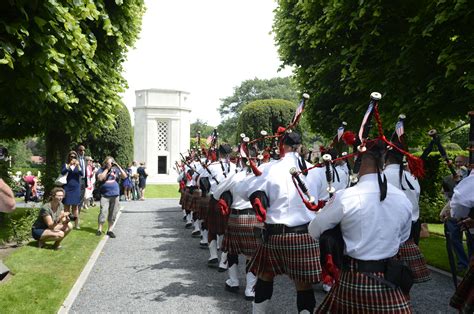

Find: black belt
<box><xmin>231</xmin><ymin>208</ymin><xmax>256</xmax><ymax>215</ymax></box>
<box><xmin>265</xmin><ymin>223</ymin><xmax>309</xmax><ymax>236</ymax></box>
<box><xmin>343</xmin><ymin>256</ymin><xmax>389</xmax><ymax>273</ymax></box>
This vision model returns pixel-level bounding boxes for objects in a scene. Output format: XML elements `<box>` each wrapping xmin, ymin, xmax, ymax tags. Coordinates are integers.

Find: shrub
<box><xmin>0</xmin><ymin>207</ymin><xmax>40</xmax><ymax>245</ymax></box>
<box><xmin>416</xmin><ymin>150</ymin><xmax>468</xmax><ymax>223</ymax></box>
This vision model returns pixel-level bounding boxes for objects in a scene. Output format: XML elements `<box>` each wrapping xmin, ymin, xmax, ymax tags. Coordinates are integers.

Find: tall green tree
<box><xmin>273</xmin><ymin>0</ymin><xmax>473</xmax><ymax>143</ymax></box>
<box><xmin>237</xmin><ymin>99</ymin><xmax>303</xmax><ymax>143</ymax></box>
<box><xmin>0</xmin><ymin>0</ymin><xmax>145</xmax><ymax>193</ymax></box>
<box><xmin>83</xmin><ymin>103</ymin><xmax>133</xmax><ymax>166</ymax></box>
<box><xmin>218</xmin><ymin>77</ymin><xmax>299</xmax><ymax>142</ymax></box>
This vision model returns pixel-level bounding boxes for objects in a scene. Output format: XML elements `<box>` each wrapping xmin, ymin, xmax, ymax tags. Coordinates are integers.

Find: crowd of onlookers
<box><xmin>2</xmin><ymin>144</ymin><xmax>149</xmax><ymax>249</ymax></box>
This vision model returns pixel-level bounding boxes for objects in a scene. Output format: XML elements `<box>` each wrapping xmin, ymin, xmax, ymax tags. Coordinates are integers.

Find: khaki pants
<box><xmin>99</xmin><ymin>195</ymin><xmax>119</xmax><ymax>224</ymax></box>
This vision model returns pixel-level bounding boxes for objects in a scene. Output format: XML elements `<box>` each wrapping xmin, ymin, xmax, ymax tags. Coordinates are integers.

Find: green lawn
<box><xmin>144</xmin><ymin>184</ymin><xmax>179</xmax><ymax>199</ymax></box>
<box><xmin>0</xmin><ymin>205</ymin><xmax>106</xmax><ymax>312</ymax></box>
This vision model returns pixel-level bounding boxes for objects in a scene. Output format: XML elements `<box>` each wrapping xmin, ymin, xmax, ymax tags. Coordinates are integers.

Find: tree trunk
<box><xmin>44</xmin><ymin>130</ymin><xmax>70</xmax><ymax>198</ymax></box>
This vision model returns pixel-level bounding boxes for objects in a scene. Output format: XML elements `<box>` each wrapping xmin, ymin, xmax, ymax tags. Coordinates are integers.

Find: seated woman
<box><xmin>31</xmin><ymin>187</ymin><xmax>73</xmax><ymax>249</ymax></box>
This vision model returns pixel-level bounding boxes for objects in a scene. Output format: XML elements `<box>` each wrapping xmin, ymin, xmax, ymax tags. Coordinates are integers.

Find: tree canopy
<box><xmin>237</xmin><ymin>99</ymin><xmax>300</xmax><ymax>143</ymax></box>
<box><xmin>0</xmin><ymin>0</ymin><xmax>145</xmax><ymax>193</ymax></box>
<box><xmin>218</xmin><ymin>77</ymin><xmax>299</xmax><ymax>142</ymax></box>
<box><xmin>273</xmin><ymin>0</ymin><xmax>473</xmax><ymax>143</ymax></box>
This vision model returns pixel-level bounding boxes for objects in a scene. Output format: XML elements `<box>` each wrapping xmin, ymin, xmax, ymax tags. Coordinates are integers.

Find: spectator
<box><xmin>62</xmin><ymin>150</ymin><xmax>82</xmax><ymax>229</ymax></box>
<box><xmin>31</xmin><ymin>187</ymin><xmax>73</xmax><ymax>249</ymax></box>
<box><xmin>23</xmin><ymin>171</ymin><xmax>38</xmax><ymax>203</ymax></box>
<box><xmin>130</xmin><ymin>161</ymin><xmax>139</xmax><ymax>200</ymax></box>
<box><xmin>122</xmin><ymin>163</ymin><xmax>134</xmax><ymax>201</ymax></box>
<box><xmin>137</xmin><ymin>162</ymin><xmax>148</xmax><ymax>201</ymax></box>
<box><xmin>96</xmin><ymin>156</ymin><xmax>127</xmax><ymax>238</ymax></box>
<box><xmin>83</xmin><ymin>156</ymin><xmax>96</xmax><ymax>208</ymax></box>
<box><xmin>76</xmin><ymin>145</ymin><xmax>87</xmax><ymax>211</ymax></box>
<box><xmin>0</xmin><ymin>178</ymin><xmax>16</xmax><ymax>213</ymax></box>
<box><xmin>440</xmin><ymin>155</ymin><xmax>470</xmax><ymax>271</ymax></box>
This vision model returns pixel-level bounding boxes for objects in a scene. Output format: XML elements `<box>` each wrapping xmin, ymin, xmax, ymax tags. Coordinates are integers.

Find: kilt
<box><xmin>179</xmin><ymin>190</ymin><xmax>184</xmax><ymax>206</ymax></box>
<box><xmin>450</xmin><ymin>257</ymin><xmax>474</xmax><ymax>311</ymax></box>
<box><xmin>197</xmin><ymin>195</ymin><xmax>210</xmax><ymax>221</ymax></box>
<box><xmin>222</xmin><ymin>210</ymin><xmax>263</xmax><ymax>258</ymax></box>
<box><xmin>207</xmin><ymin>197</ymin><xmax>228</xmax><ymax>235</ymax></box>
<box><xmin>183</xmin><ymin>188</ymin><xmax>194</xmax><ymax>210</ymax></box>
<box><xmin>190</xmin><ymin>188</ymin><xmax>202</xmax><ymax>214</ymax></box>
<box><xmin>398</xmin><ymin>239</ymin><xmax>431</xmax><ymax>283</ymax></box>
<box><xmin>316</xmin><ymin>257</ymin><xmax>412</xmax><ymax>313</ymax></box>
<box><xmin>249</xmin><ymin>231</ymin><xmax>322</xmax><ymax>283</ymax></box>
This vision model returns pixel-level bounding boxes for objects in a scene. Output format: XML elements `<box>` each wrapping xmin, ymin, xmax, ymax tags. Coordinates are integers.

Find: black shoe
<box><xmin>225</xmin><ymin>283</ymin><xmax>239</xmax><ymax>293</ymax></box>
<box><xmin>96</xmin><ymin>230</ymin><xmax>102</xmax><ymax>236</ymax></box>
<box><xmin>244</xmin><ymin>295</ymin><xmax>255</xmax><ymax>301</ymax></box>
<box><xmin>191</xmin><ymin>230</ymin><xmax>201</xmax><ymax>237</ymax></box>
<box><xmin>207</xmin><ymin>258</ymin><xmax>218</xmax><ymax>267</ymax></box>
<box><xmin>182</xmin><ymin>215</ymin><xmax>187</xmax><ymax>221</ymax></box>
<box><xmin>185</xmin><ymin>223</ymin><xmax>193</xmax><ymax>229</ymax></box>
<box><xmin>218</xmin><ymin>266</ymin><xmax>227</xmax><ymax>273</ymax></box>
<box><xmin>199</xmin><ymin>243</ymin><xmax>208</xmax><ymax>249</ymax></box>
<box><xmin>106</xmin><ymin>231</ymin><xmax>116</xmax><ymax>238</ymax></box>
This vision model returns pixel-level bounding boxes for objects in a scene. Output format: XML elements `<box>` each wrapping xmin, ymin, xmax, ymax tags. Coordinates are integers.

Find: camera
<box><xmin>68</xmin><ymin>213</ymin><xmax>77</xmax><ymax>221</ymax></box>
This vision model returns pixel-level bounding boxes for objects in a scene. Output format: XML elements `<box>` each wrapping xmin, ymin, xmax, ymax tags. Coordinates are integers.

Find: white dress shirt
<box><xmin>203</xmin><ymin>159</ymin><xmax>236</xmax><ymax>194</ymax></box>
<box><xmin>450</xmin><ymin>171</ymin><xmax>474</xmax><ymax>219</ymax></box>
<box><xmin>308</xmin><ymin>173</ymin><xmax>412</xmax><ymax>260</ymax></box>
<box><xmin>308</xmin><ymin>164</ymin><xmax>349</xmax><ymax>201</ymax></box>
<box><xmin>245</xmin><ymin>152</ymin><xmax>317</xmax><ymax>227</ymax></box>
<box><xmin>384</xmin><ymin>164</ymin><xmax>421</xmax><ymax>221</ymax></box>
<box><xmin>214</xmin><ymin>169</ymin><xmax>252</xmax><ymax>209</ymax></box>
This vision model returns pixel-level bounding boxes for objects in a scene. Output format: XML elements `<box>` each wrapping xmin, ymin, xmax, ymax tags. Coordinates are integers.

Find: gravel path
<box><xmin>70</xmin><ymin>199</ymin><xmax>457</xmax><ymax>313</ymax></box>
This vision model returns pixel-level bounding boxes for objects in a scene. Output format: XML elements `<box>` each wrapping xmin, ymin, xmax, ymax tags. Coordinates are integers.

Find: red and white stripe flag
<box><xmin>358</xmin><ymin>103</ymin><xmax>373</xmax><ymax>142</ymax></box>
<box><xmin>291</xmin><ymin>99</ymin><xmax>305</xmax><ymax>125</ymax></box>
<box><xmin>395</xmin><ymin>120</ymin><xmax>404</xmax><ymax>140</ymax></box>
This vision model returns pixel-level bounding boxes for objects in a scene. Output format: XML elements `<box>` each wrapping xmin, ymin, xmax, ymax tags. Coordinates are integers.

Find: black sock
<box><xmin>228</xmin><ymin>254</ymin><xmax>239</xmax><ymax>267</ymax></box>
<box><xmin>254</xmin><ymin>278</ymin><xmax>273</xmax><ymax>303</ymax></box>
<box><xmin>297</xmin><ymin>289</ymin><xmax>316</xmax><ymax>312</ymax></box>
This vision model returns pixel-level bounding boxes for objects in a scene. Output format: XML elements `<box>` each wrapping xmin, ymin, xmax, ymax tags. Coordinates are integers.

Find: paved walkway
<box><xmin>69</xmin><ymin>199</ymin><xmax>457</xmax><ymax>313</ymax></box>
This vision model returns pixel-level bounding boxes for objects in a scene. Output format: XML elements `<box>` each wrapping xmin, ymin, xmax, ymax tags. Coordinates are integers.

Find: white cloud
<box><xmin>122</xmin><ymin>0</ymin><xmax>293</xmax><ymax>126</ymax></box>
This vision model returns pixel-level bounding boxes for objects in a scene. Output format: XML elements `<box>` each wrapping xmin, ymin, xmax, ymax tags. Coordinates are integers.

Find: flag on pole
<box><xmin>358</xmin><ymin>103</ymin><xmax>373</xmax><ymax>142</ymax></box>
<box><xmin>337</xmin><ymin>126</ymin><xmax>344</xmax><ymax>141</ymax></box>
<box><xmin>206</xmin><ymin>135</ymin><xmax>213</xmax><ymax>145</ymax></box>
<box><xmin>291</xmin><ymin>99</ymin><xmax>305</xmax><ymax>125</ymax></box>
<box><xmin>395</xmin><ymin>120</ymin><xmax>404</xmax><ymax>140</ymax></box>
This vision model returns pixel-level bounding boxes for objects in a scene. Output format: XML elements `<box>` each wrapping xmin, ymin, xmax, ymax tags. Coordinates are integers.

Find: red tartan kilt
<box><xmin>450</xmin><ymin>257</ymin><xmax>474</xmax><ymax>311</ymax></box>
<box><xmin>222</xmin><ymin>212</ymin><xmax>263</xmax><ymax>257</ymax></box>
<box><xmin>249</xmin><ymin>232</ymin><xmax>322</xmax><ymax>283</ymax></box>
<box><xmin>190</xmin><ymin>189</ymin><xmax>202</xmax><ymax>214</ymax></box>
<box><xmin>207</xmin><ymin>197</ymin><xmax>228</xmax><ymax>235</ymax></box>
<box><xmin>398</xmin><ymin>239</ymin><xmax>431</xmax><ymax>283</ymax></box>
<box><xmin>179</xmin><ymin>190</ymin><xmax>184</xmax><ymax>206</ymax></box>
<box><xmin>183</xmin><ymin>189</ymin><xmax>193</xmax><ymax>210</ymax></box>
<box><xmin>316</xmin><ymin>258</ymin><xmax>412</xmax><ymax>313</ymax></box>
<box><xmin>197</xmin><ymin>195</ymin><xmax>210</xmax><ymax>221</ymax></box>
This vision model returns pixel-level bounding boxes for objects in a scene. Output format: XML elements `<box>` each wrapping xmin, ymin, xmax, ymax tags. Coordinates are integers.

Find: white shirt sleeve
<box><xmin>308</xmin><ymin>192</ymin><xmax>344</xmax><ymax>240</ymax></box>
<box><xmin>450</xmin><ymin>175</ymin><xmax>474</xmax><ymax>219</ymax></box>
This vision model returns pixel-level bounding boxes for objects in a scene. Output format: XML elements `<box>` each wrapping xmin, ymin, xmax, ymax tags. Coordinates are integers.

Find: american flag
<box><xmin>291</xmin><ymin>99</ymin><xmax>305</xmax><ymax>125</ymax></box>
<box><xmin>358</xmin><ymin>103</ymin><xmax>373</xmax><ymax>142</ymax></box>
<box><xmin>395</xmin><ymin>120</ymin><xmax>404</xmax><ymax>140</ymax></box>
<box><xmin>206</xmin><ymin>135</ymin><xmax>213</xmax><ymax>145</ymax></box>
<box><xmin>337</xmin><ymin>126</ymin><xmax>344</xmax><ymax>141</ymax></box>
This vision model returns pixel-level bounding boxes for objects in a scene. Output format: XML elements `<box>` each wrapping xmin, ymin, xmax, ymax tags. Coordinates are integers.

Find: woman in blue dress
<box><xmin>61</xmin><ymin>150</ymin><xmax>82</xmax><ymax>229</ymax></box>
<box><xmin>122</xmin><ymin>163</ymin><xmax>134</xmax><ymax>201</ymax></box>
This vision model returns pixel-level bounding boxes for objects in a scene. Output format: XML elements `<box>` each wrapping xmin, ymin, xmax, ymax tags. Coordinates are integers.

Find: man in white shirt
<box><xmin>246</xmin><ymin>131</ymin><xmax>322</xmax><ymax>314</ymax></box>
<box><xmin>384</xmin><ymin>132</ymin><xmax>431</xmax><ymax>283</ymax></box>
<box><xmin>213</xmin><ymin>148</ymin><xmax>263</xmax><ymax>301</ymax></box>
<box><xmin>309</xmin><ymin>139</ymin><xmax>413</xmax><ymax>313</ymax></box>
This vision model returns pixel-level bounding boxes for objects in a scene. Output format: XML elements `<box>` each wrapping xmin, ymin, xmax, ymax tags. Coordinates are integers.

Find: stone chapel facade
<box><xmin>133</xmin><ymin>89</ymin><xmax>190</xmax><ymax>183</ymax></box>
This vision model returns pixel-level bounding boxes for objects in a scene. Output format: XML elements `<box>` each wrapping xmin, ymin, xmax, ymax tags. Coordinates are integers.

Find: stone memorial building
<box><xmin>133</xmin><ymin>89</ymin><xmax>191</xmax><ymax>183</ymax></box>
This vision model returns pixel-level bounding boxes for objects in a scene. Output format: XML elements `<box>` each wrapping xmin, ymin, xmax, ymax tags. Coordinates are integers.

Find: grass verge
<box><xmin>0</xmin><ymin>206</ymin><xmax>105</xmax><ymax>312</ymax></box>
<box><xmin>144</xmin><ymin>184</ymin><xmax>179</xmax><ymax>199</ymax></box>
<box><xmin>419</xmin><ymin>234</ymin><xmax>468</xmax><ymax>276</ymax></box>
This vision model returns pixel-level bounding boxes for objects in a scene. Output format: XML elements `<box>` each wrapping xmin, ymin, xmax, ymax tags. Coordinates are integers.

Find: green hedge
<box><xmin>416</xmin><ymin>150</ymin><xmax>467</xmax><ymax>223</ymax></box>
<box><xmin>0</xmin><ymin>207</ymin><xmax>40</xmax><ymax>245</ymax></box>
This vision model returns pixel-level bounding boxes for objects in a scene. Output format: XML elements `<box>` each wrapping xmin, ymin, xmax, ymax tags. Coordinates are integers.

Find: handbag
<box><xmin>55</xmin><ymin>173</ymin><xmax>68</xmax><ymax>186</ymax></box>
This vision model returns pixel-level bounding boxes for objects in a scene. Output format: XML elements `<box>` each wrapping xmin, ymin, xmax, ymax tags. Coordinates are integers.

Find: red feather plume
<box><xmin>342</xmin><ymin>131</ymin><xmax>356</xmax><ymax>146</ymax></box>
